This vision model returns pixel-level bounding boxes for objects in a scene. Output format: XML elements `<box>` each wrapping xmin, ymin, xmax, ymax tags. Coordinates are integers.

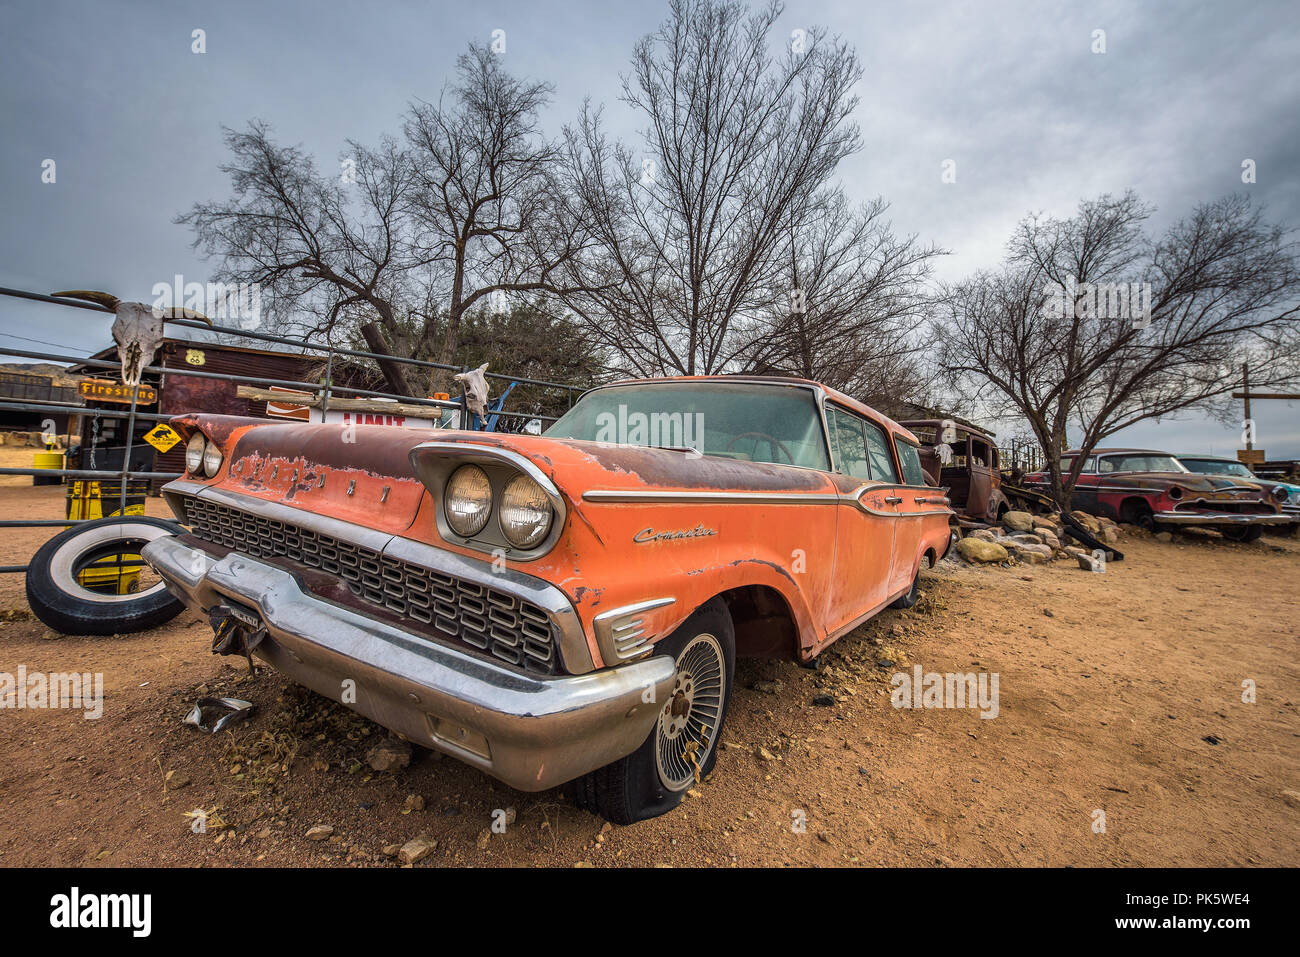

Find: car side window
<box><xmin>863</xmin><ymin>420</ymin><xmax>900</xmax><ymax>483</ymax></box>
<box><xmin>897</xmin><ymin>440</ymin><xmax>927</xmax><ymax>486</ymax></box>
<box><xmin>827</xmin><ymin>407</ymin><xmax>871</xmax><ymax>479</ymax></box>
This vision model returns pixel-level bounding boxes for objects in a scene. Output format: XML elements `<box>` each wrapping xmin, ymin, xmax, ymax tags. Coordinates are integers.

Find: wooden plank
<box><xmin>235</xmin><ymin>385</ymin><xmax>453</xmax><ymax>417</ymax></box>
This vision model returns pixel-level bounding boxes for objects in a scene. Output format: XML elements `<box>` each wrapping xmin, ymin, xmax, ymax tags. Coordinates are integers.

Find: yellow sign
<box><xmin>143</xmin><ymin>423</ymin><xmax>182</xmax><ymax>453</ymax></box>
<box><xmin>185</xmin><ymin>349</ymin><xmax>206</xmax><ymax>366</ymax></box>
<box><xmin>79</xmin><ymin>378</ymin><xmax>157</xmax><ymax>405</ymax></box>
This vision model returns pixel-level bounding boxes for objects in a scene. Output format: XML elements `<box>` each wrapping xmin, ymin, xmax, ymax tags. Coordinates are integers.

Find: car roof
<box><xmin>599</xmin><ymin>375</ymin><xmax>921</xmax><ymax>444</ymax></box>
<box><xmin>1176</xmin><ymin>454</ymin><xmax>1238</xmax><ymax>462</ymax></box>
<box><xmin>1062</xmin><ymin>448</ymin><xmax>1170</xmax><ymax>456</ymax></box>
<box><xmin>897</xmin><ymin>418</ymin><xmax>996</xmax><ymax>442</ymax></box>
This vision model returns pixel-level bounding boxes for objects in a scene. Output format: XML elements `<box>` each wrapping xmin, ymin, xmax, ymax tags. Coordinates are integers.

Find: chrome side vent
<box><xmin>593</xmin><ymin>598</ymin><xmax>676</xmax><ymax>662</ymax></box>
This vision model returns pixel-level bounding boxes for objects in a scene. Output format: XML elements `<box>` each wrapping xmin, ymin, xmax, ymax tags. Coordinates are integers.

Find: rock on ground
<box><xmin>1002</xmin><ymin>510</ymin><xmax>1036</xmax><ymax>533</ymax></box>
<box><xmin>398</xmin><ymin>836</ymin><xmax>436</xmax><ymax>864</ymax></box>
<box><xmin>1071</xmin><ymin>510</ymin><xmax>1102</xmax><ymax>534</ymax></box>
<box><xmin>956</xmin><ymin>538</ymin><xmax>1009</xmax><ymax>564</ymax></box>
<box><xmin>366</xmin><ymin>738</ymin><xmax>412</xmax><ymax>772</ymax></box>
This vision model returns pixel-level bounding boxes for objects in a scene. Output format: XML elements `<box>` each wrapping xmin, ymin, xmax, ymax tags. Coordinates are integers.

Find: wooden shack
<box><xmin>68</xmin><ymin>333</ymin><xmax>317</xmax><ymax>489</ymax></box>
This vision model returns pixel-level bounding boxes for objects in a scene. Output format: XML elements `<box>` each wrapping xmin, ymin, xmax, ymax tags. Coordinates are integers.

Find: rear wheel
<box><xmin>890</xmin><ymin>567</ymin><xmax>921</xmax><ymax>609</ymax></box>
<box><xmin>565</xmin><ymin>597</ymin><xmax>735</xmax><ymax>824</ymax></box>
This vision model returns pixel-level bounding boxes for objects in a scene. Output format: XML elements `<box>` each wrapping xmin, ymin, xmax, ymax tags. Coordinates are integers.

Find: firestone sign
<box><xmin>79</xmin><ymin>378</ymin><xmax>157</xmax><ymax>405</ymax></box>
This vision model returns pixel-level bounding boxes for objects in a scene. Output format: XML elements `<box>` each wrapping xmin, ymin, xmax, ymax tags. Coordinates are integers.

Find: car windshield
<box><xmin>1181</xmin><ymin>459</ymin><xmax>1252</xmax><ymax>478</ymax></box>
<box><xmin>1097</xmin><ymin>454</ymin><xmax>1186</xmax><ymax>473</ymax></box>
<box><xmin>546</xmin><ymin>382</ymin><xmax>831</xmax><ymax>470</ymax></box>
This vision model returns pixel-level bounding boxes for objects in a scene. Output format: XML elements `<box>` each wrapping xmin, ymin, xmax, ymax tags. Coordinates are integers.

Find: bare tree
<box><xmin>937</xmin><ymin>191</ymin><xmax>1300</xmax><ymax>506</ymax></box>
<box><xmin>179</xmin><ymin>45</ymin><xmax>592</xmax><ymax>394</ymax></box>
<box><xmin>404</xmin><ymin>44</ymin><xmax>598</xmax><ymax>390</ymax></box>
<box><xmin>559</xmin><ymin>0</ymin><xmax>864</xmax><ymax>377</ymax></box>
<box><xmin>742</xmin><ymin>191</ymin><xmax>942</xmax><ymax>405</ymax></box>
<box><xmin>179</xmin><ymin>123</ymin><xmax>427</xmax><ymax>394</ymax></box>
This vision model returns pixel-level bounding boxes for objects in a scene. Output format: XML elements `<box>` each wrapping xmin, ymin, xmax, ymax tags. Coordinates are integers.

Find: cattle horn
<box><xmin>51</xmin><ymin>290</ymin><xmax>120</xmax><ymax>312</ymax></box>
<box><xmin>157</xmin><ymin>307</ymin><xmax>214</xmax><ymax>326</ymax></box>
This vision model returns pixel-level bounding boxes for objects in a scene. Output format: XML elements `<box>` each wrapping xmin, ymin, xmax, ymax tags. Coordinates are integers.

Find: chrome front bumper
<box><xmin>1154</xmin><ymin>511</ymin><xmax>1295</xmax><ymax>526</ymax></box>
<box><xmin>141</xmin><ymin>534</ymin><xmax>675</xmax><ymax>792</ymax></box>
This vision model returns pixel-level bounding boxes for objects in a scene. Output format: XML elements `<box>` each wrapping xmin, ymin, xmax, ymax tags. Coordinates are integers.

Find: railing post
<box><xmin>119</xmin><ymin>388</ymin><xmax>139</xmax><ymax>517</ymax></box>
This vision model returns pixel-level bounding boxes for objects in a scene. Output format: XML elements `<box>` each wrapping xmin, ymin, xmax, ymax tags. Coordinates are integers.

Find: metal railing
<box><xmin>0</xmin><ymin>286</ymin><xmax>589</xmax><ymax>575</ymax></box>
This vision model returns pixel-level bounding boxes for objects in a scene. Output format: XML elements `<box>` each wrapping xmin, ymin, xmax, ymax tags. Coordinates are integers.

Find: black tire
<box><xmin>1120</xmin><ymin>500</ymin><xmax>1155</xmax><ymax>531</ymax></box>
<box><xmin>890</xmin><ymin>568</ymin><xmax>921</xmax><ymax>609</ymax></box>
<box><xmin>565</xmin><ymin>597</ymin><xmax>735</xmax><ymax>825</ymax></box>
<box><xmin>26</xmin><ymin>517</ymin><xmax>185</xmax><ymax>636</ymax></box>
<box><xmin>1220</xmin><ymin>525</ymin><xmax>1263</xmax><ymax>543</ymax></box>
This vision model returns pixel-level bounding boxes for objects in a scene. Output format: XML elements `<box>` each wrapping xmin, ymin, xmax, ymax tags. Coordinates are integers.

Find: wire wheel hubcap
<box><xmin>655</xmin><ymin>632</ymin><xmax>725</xmax><ymax>791</ymax></box>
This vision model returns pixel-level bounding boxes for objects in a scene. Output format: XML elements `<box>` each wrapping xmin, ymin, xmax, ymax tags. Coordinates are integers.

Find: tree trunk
<box><xmin>360</xmin><ymin>322</ymin><xmax>415</xmax><ymax>397</ymax></box>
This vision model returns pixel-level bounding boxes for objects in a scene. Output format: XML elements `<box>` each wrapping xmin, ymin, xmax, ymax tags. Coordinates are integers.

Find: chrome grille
<box><xmin>181</xmin><ymin>496</ymin><xmax>559</xmax><ymax>675</ymax></box>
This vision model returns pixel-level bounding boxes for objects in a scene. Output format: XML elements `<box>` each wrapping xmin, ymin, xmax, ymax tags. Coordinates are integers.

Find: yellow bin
<box><xmin>65</xmin><ymin>480</ymin><xmax>148</xmax><ymax>595</ymax></box>
<box><xmin>33</xmin><ymin>450</ymin><xmax>63</xmax><ymax>486</ymax></box>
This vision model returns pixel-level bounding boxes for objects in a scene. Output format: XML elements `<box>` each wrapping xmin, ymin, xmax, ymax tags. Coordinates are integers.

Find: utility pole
<box><xmin>1243</xmin><ymin>363</ymin><xmax>1252</xmax><ymax>451</ymax></box>
<box><xmin>1230</xmin><ymin>361</ymin><xmax>1300</xmax><ymax>468</ymax></box>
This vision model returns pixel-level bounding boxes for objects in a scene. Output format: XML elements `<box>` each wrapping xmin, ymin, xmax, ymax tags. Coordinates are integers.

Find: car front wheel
<box><xmin>564</xmin><ymin>597</ymin><xmax>735</xmax><ymax>825</ymax></box>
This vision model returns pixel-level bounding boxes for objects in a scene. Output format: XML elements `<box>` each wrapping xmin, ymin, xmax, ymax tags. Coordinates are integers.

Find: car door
<box><xmin>824</xmin><ymin>405</ymin><xmax>895</xmax><ymax>634</ymax></box>
<box><xmin>889</xmin><ymin>436</ymin><xmax>936</xmax><ymax>592</ymax></box>
<box><xmin>858</xmin><ymin>421</ymin><xmax>922</xmax><ymax>598</ymax></box>
<box><xmin>1069</xmin><ymin>456</ymin><xmax>1100</xmax><ymax>512</ymax></box>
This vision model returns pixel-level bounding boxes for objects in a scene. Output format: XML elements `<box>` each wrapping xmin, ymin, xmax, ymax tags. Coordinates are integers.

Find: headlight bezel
<box><xmin>409</xmin><ymin>443</ymin><xmax>566</xmax><ymax>560</ymax></box>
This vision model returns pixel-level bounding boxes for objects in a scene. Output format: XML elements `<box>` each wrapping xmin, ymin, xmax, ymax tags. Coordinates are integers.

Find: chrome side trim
<box><xmin>593</xmin><ymin>598</ymin><xmax>676</xmax><ymax>663</ymax></box>
<box><xmin>161</xmin><ymin>481</ymin><xmax>596</xmax><ymax>675</ymax></box>
<box><xmin>582</xmin><ymin>486</ymin><xmax>953</xmax><ymax>519</ymax></box>
<box><xmin>1153</xmin><ymin>511</ymin><xmax>1292</xmax><ymax>526</ymax></box>
<box><xmin>582</xmin><ymin>489</ymin><xmax>840</xmax><ymax>505</ymax></box>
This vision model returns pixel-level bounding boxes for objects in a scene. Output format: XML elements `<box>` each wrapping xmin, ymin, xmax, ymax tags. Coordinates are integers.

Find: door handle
<box><xmin>884</xmin><ymin>495</ymin><xmax>903</xmax><ymax>504</ymax></box>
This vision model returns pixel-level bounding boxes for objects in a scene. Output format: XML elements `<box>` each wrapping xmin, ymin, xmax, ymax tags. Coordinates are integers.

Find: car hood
<box><xmin>413</xmin><ymin>431</ymin><xmax>836</xmax><ymax>495</ymax></box>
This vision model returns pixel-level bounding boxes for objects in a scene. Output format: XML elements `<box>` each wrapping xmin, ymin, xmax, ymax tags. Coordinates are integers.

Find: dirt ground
<box><xmin>0</xmin><ymin>483</ymin><xmax>1296</xmax><ymax>867</ymax></box>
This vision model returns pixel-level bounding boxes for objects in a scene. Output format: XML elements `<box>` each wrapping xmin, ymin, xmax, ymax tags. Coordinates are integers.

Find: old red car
<box><xmin>141</xmin><ymin>376</ymin><xmax>952</xmax><ymax>822</ymax></box>
<box><xmin>1025</xmin><ymin>448</ymin><xmax>1290</xmax><ymax>542</ymax></box>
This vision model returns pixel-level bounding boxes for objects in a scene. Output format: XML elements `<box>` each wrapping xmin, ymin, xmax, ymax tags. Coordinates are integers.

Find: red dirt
<box><xmin>0</xmin><ymin>485</ymin><xmax>1296</xmax><ymax>866</ymax></box>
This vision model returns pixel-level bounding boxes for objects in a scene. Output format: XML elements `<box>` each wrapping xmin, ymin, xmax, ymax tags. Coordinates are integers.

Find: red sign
<box><xmin>266</xmin><ymin>386</ymin><xmax>312</xmax><ymax>421</ymax></box>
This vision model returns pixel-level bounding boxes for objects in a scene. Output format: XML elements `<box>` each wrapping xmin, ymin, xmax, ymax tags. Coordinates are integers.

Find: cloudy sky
<box><xmin>2</xmin><ymin>0</ymin><xmax>1297</xmax><ymax>456</ymax></box>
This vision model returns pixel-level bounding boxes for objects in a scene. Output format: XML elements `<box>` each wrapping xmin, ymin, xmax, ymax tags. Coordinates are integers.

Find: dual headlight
<box><xmin>184</xmin><ymin>432</ymin><xmax>224</xmax><ymax>478</ymax></box>
<box><xmin>444</xmin><ymin>464</ymin><xmax>553</xmax><ymax>549</ymax></box>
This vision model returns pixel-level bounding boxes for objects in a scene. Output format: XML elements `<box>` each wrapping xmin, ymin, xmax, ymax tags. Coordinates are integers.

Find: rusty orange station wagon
<box><xmin>142</xmin><ymin>376</ymin><xmax>953</xmax><ymax>822</ymax></box>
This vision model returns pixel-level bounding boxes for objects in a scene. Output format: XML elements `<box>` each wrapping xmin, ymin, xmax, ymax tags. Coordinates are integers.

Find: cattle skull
<box><xmin>52</xmin><ymin>290</ymin><xmax>212</xmax><ymax>386</ymax></box>
<box><xmin>454</xmin><ymin>362</ymin><xmax>492</xmax><ymax>418</ymax></box>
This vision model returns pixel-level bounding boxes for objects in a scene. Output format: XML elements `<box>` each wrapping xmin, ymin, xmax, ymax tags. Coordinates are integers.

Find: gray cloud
<box><xmin>2</xmin><ymin>0</ymin><xmax>1296</xmax><ymax>452</ymax></box>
